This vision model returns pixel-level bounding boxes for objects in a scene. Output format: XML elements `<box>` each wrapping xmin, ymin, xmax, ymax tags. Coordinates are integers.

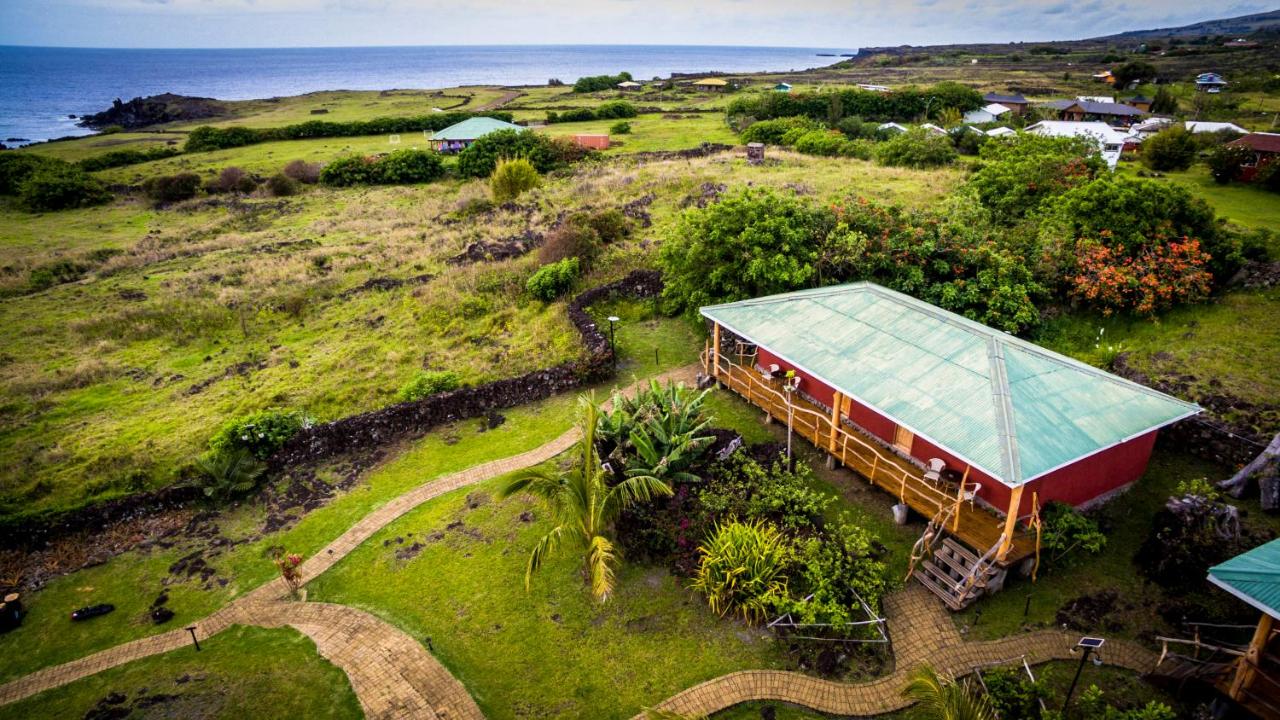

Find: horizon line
<box><xmin>0</xmin><ymin>42</ymin><xmax>851</xmax><ymax>52</ymax></box>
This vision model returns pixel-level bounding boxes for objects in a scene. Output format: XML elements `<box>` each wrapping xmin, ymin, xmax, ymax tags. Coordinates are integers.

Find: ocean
<box><xmin>0</xmin><ymin>44</ymin><xmax>847</xmax><ymax>145</ymax></box>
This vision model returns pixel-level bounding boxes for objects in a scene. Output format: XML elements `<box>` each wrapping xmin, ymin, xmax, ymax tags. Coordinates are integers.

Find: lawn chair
<box><xmin>961</xmin><ymin>482</ymin><xmax>981</xmax><ymax>509</ymax></box>
<box><xmin>924</xmin><ymin>457</ymin><xmax>947</xmax><ymax>484</ymax></box>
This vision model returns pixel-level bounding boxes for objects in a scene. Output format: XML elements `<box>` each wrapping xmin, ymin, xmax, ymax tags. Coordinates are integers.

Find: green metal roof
<box><xmin>700</xmin><ymin>283</ymin><xmax>1200</xmax><ymax>487</ymax></box>
<box><xmin>1210</xmin><ymin>540</ymin><xmax>1280</xmax><ymax>618</ymax></box>
<box><xmin>430</xmin><ymin>117</ymin><xmax>526</xmax><ymax>141</ymax></box>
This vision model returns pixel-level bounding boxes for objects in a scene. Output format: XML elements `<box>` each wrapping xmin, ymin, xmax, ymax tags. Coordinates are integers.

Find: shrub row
<box><xmin>727</xmin><ymin>82</ymin><xmax>982</xmax><ymax>123</ymax></box>
<box><xmin>320</xmin><ymin>149</ymin><xmax>446</xmax><ymax>186</ymax></box>
<box><xmin>76</xmin><ymin>146</ymin><xmax>181</xmax><ymax>172</ymax></box>
<box><xmin>0</xmin><ymin>153</ymin><xmax>111</xmax><ymax>211</ymax></box>
<box><xmin>545</xmin><ymin>100</ymin><xmax>638</xmax><ymax>124</ymax></box>
<box><xmin>573</xmin><ymin>71</ymin><xmax>633</xmax><ymax>93</ymax></box>
<box><xmin>184</xmin><ymin>111</ymin><xmax>515</xmax><ymax>152</ymax></box>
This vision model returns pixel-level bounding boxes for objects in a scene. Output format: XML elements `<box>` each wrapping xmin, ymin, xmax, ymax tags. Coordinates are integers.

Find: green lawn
<box><xmin>1117</xmin><ymin>162</ymin><xmax>1280</xmax><ymax>231</ymax></box>
<box><xmin>0</xmin><ymin>625</ymin><xmax>361</xmax><ymax>720</ymax></box>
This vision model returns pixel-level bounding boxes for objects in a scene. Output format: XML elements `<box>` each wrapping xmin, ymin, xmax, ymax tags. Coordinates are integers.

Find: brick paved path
<box><xmin>0</xmin><ymin>366</ymin><xmax>697</xmax><ymax>717</ymax></box>
<box><xmin>0</xmin><ymin>364</ymin><xmax>1160</xmax><ymax>719</ymax></box>
<box><xmin>633</xmin><ymin>584</ymin><xmax>1160</xmax><ymax>719</ymax></box>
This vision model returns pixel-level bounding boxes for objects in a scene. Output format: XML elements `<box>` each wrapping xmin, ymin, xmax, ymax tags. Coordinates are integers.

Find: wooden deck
<box><xmin>712</xmin><ymin>356</ymin><xmax>1036</xmax><ymax>565</ymax></box>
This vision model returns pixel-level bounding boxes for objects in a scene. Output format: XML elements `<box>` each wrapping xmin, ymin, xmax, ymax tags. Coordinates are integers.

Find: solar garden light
<box><xmin>607</xmin><ymin>316</ymin><xmax>620</xmax><ymax>369</ymax></box>
<box><xmin>1063</xmin><ymin>636</ymin><xmax>1105</xmax><ymax>711</ymax></box>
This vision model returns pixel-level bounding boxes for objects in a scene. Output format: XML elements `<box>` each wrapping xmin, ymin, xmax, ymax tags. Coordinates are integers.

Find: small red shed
<box><xmin>572</xmin><ymin>134</ymin><xmax>611</xmax><ymax>150</ymax></box>
<box><xmin>1227</xmin><ymin>132</ymin><xmax>1280</xmax><ymax>182</ymax></box>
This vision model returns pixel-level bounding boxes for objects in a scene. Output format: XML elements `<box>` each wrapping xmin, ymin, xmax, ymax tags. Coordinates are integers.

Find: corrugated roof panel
<box><xmin>431</xmin><ymin>117</ymin><xmax>526</xmax><ymax>141</ymax></box>
<box><xmin>1209</xmin><ymin>539</ymin><xmax>1280</xmax><ymax>618</ymax></box>
<box><xmin>702</xmin><ymin>283</ymin><xmax>1200</xmax><ymax>486</ymax></box>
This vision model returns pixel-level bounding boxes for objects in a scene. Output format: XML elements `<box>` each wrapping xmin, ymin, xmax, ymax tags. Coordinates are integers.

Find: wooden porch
<box><xmin>706</xmin><ymin>340</ymin><xmax>1037</xmax><ymax>567</ymax></box>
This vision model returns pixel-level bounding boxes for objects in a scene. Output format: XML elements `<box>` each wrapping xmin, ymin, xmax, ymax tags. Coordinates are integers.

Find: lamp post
<box><xmin>1063</xmin><ymin>636</ymin><xmax>1105</xmax><ymax>712</ymax></box>
<box><xmin>783</xmin><ymin>372</ymin><xmax>797</xmax><ymax>472</ymax></box>
<box><xmin>607</xmin><ymin>316</ymin><xmax>620</xmax><ymax>369</ymax></box>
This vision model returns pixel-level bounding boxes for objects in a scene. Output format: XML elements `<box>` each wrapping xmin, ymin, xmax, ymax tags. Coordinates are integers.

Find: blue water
<box><xmin>0</xmin><ymin>44</ymin><xmax>847</xmax><ymax>144</ymax></box>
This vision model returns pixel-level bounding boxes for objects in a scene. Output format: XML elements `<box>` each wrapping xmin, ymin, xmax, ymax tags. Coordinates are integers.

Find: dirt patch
<box><xmin>1056</xmin><ymin>590</ymin><xmax>1127</xmax><ymax>632</ymax></box>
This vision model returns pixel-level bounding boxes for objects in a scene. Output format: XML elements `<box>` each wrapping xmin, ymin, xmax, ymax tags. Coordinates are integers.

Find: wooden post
<box><xmin>826</xmin><ymin>391</ymin><xmax>843</xmax><ymax>468</ymax></box>
<box><xmin>996</xmin><ymin>483</ymin><xmax>1025</xmax><ymax>562</ymax></box>
<box><xmin>702</xmin><ymin>339</ymin><xmax>710</xmax><ymax>374</ymax></box>
<box><xmin>711</xmin><ymin>323</ymin><xmax>721</xmax><ymax>380</ymax></box>
<box><xmin>1230</xmin><ymin>613</ymin><xmax>1275</xmax><ymax>699</ymax></box>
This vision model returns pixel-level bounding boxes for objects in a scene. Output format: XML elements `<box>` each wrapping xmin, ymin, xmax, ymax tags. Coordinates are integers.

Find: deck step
<box><xmin>921</xmin><ymin>561</ymin><xmax>983</xmax><ymax>600</ymax></box>
<box><xmin>941</xmin><ymin>537</ymin><xmax>980</xmax><ymax>566</ymax></box>
<box><xmin>914</xmin><ymin>535</ymin><xmax>1001</xmax><ymax>611</ymax></box>
<box><xmin>913</xmin><ymin>570</ymin><xmax>966</xmax><ymax>612</ymax></box>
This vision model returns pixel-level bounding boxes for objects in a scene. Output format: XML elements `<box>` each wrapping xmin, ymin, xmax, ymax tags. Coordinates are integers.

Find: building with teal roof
<box><xmin>429</xmin><ymin>117</ymin><xmax>526</xmax><ymax>154</ymax></box>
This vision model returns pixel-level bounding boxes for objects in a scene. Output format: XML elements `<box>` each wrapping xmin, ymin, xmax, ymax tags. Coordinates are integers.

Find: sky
<box><xmin>0</xmin><ymin>0</ymin><xmax>1273</xmax><ymax>49</ymax></box>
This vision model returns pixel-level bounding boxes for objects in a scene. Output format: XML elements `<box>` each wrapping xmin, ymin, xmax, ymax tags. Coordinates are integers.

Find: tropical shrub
<box><xmin>595</xmin><ymin>100</ymin><xmax>638</xmax><ymax>119</ymax></box>
<box><xmin>659</xmin><ymin>187</ymin><xmax>822</xmax><ymax>314</ymax></box>
<box><xmin>597</xmin><ymin>380</ymin><xmax>714</xmax><ymax>485</ymax></box>
<box><xmin>1039</xmin><ymin>501</ymin><xmax>1106</xmax><ymax>564</ymax></box>
<box><xmin>456</xmin><ymin>129</ymin><xmax>559</xmax><ymax>178</ymax></box>
<box><xmin>793</xmin><ymin>130</ymin><xmax>855</xmax><ymax>157</ymax></box>
<box><xmin>691</xmin><ymin>520</ymin><xmax>790</xmax><ymax>623</ymax></box>
<box><xmin>545</xmin><ymin>135</ymin><xmax>597</xmax><ymax>165</ymax></box>
<box><xmin>1141</xmin><ymin>126</ymin><xmax>1197</xmax><ymax>171</ymax></box>
<box><xmin>1150</xmin><ymin>86</ymin><xmax>1178</xmax><ymax>114</ymax></box>
<box><xmin>525</xmin><ymin>257</ymin><xmax>579</xmax><ymax>301</ymax></box>
<box><xmin>769</xmin><ymin>518</ymin><xmax>887</xmax><ymax>629</ymax></box>
<box><xmin>740</xmin><ymin>116</ymin><xmax>824</xmax><ymax>145</ymax></box>
<box><xmin>573</xmin><ymin>71</ymin><xmax>632</xmax><ymax>93</ymax></box>
<box><xmin>194</xmin><ymin>448</ymin><xmax>265</xmax><ymax>501</ymax></box>
<box><xmin>875</xmin><ymin>128</ymin><xmax>957</xmax><ymax>168</ymax></box>
<box><xmin>76</xmin><ymin>146</ymin><xmax>181</xmax><ymax>172</ymax></box>
<box><xmin>18</xmin><ymin>165</ymin><xmax>111</xmax><ymax>211</ymax></box>
<box><xmin>489</xmin><ymin>157</ymin><xmax>540</xmax><ymax>203</ymax></box>
<box><xmin>902</xmin><ymin>665</ymin><xmax>996</xmax><ymax>720</ymax></box>
<box><xmin>1069</xmin><ymin>237</ymin><xmax>1213</xmax><ymax>315</ymax></box>
<box><xmin>582</xmin><ymin>208</ymin><xmax>633</xmax><ymax>243</ymax></box>
<box><xmin>142</xmin><ymin>172</ymin><xmax>202</xmax><ymax>204</ymax></box>
<box><xmin>377</xmin><ymin>148</ymin><xmax>446</xmax><ymax>184</ymax></box>
<box><xmin>185</xmin><ymin>125</ymin><xmax>262</xmax><ymax>152</ymax></box>
<box><xmin>695</xmin><ymin>453</ymin><xmax>830</xmax><ymax>531</ymax></box>
<box><xmin>610</xmin><ymin>121</ymin><xmax>632</xmax><ymax>135</ymax></box>
<box><xmin>1254</xmin><ymin>159</ymin><xmax>1280</xmax><ymax>193</ymax></box>
<box><xmin>396</xmin><ymin>369</ymin><xmax>462</xmax><ymax>402</ymax></box>
<box><xmin>319</xmin><ymin>155</ymin><xmax>381</xmax><ymax>186</ymax></box>
<box><xmin>982</xmin><ymin>666</ymin><xmax>1053</xmax><ymax>720</ymax></box>
<box><xmin>208</xmin><ymin>408</ymin><xmax>309</xmax><ymax>460</ymax></box>
<box><xmin>1076</xmin><ymin>686</ymin><xmax>1177</xmax><ymax>720</ymax></box>
<box><xmin>967</xmin><ymin>133</ymin><xmax>1104</xmax><ymax>223</ymax></box>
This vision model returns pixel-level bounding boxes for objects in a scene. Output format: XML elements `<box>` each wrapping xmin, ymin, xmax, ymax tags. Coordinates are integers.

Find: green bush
<box><xmin>537</xmin><ymin>209</ymin><xmax>629</xmax><ymax>266</ymax></box>
<box><xmin>525</xmin><ymin>257</ymin><xmax>580</xmax><ymax>301</ymax></box>
<box><xmin>573</xmin><ymin>71</ymin><xmax>632</xmax><ymax>93</ymax></box>
<box><xmin>183</xmin><ymin>112</ymin><xmax>515</xmax><ymax>152</ymax></box>
<box><xmin>1141</xmin><ymin>125</ymin><xmax>1197</xmax><ymax>171</ymax></box>
<box><xmin>1039</xmin><ymin>501</ymin><xmax>1106</xmax><ymax>564</ymax></box>
<box><xmin>726</xmin><ymin>82</ymin><xmax>981</xmax><ymax>124</ymax></box>
<box><xmin>691</xmin><ymin>520</ymin><xmax>790</xmax><ymax>624</ymax></box>
<box><xmin>396</xmin><ymin>370</ymin><xmax>462</xmax><ymax>402</ymax></box>
<box><xmin>28</xmin><ymin>259</ymin><xmax>89</xmax><ymax>290</ymax></box>
<box><xmin>875</xmin><ymin>127</ymin><xmax>957</xmax><ymax>168</ymax></box>
<box><xmin>194</xmin><ymin>448</ymin><xmax>265</xmax><ymax>502</ymax></box>
<box><xmin>208</xmin><ymin>408</ymin><xmax>309</xmax><ymax>460</ymax></box>
<box><xmin>659</xmin><ymin>186</ymin><xmax>822</xmax><ymax>314</ymax></box>
<box><xmin>0</xmin><ymin>153</ymin><xmax>61</xmax><ymax>195</ymax></box>
<box><xmin>142</xmin><ymin>172</ymin><xmax>202</xmax><ymax>204</ymax></box>
<box><xmin>770</xmin><ymin>518</ymin><xmax>887</xmax><ymax>629</ymax></box>
<box><xmin>581</xmin><ymin>207</ymin><xmax>632</xmax><ymax>243</ymax></box>
<box><xmin>378</xmin><ymin>148</ymin><xmax>446</xmax><ymax>184</ymax></box>
<box><xmin>456</xmin><ymin>129</ymin><xmax>559</xmax><ymax>178</ymax></box>
<box><xmin>793</xmin><ymin>130</ymin><xmax>849</xmax><ymax>156</ymax></box>
<box><xmin>319</xmin><ymin>155</ymin><xmax>381</xmax><ymax>186</ymax></box>
<box><xmin>264</xmin><ymin>173</ymin><xmax>298</xmax><ymax>197</ymax></box>
<box><xmin>185</xmin><ymin>125</ymin><xmax>262</xmax><ymax>152</ymax></box>
<box><xmin>1206</xmin><ymin>144</ymin><xmax>1253</xmax><ymax>184</ymax></box>
<box><xmin>740</xmin><ymin>116</ymin><xmax>823</xmax><ymax>145</ymax></box>
<box><xmin>76</xmin><ymin>146</ymin><xmax>181</xmax><ymax>172</ymax></box>
<box><xmin>18</xmin><ymin>165</ymin><xmax>111</xmax><ymax>211</ymax></box>
<box><xmin>547</xmin><ymin>108</ymin><xmax>597</xmax><ymax>123</ymax></box>
<box><xmin>596</xmin><ymin>100</ymin><xmax>638</xmax><ymax>119</ymax></box>
<box><xmin>966</xmin><ymin>133</ymin><xmax>1105</xmax><ymax>223</ymax></box>
<box><xmin>609</xmin><ymin>121</ymin><xmax>632</xmax><ymax>135</ymax></box>
<box><xmin>489</xmin><ymin>157</ymin><xmax>541</xmax><ymax>203</ymax></box>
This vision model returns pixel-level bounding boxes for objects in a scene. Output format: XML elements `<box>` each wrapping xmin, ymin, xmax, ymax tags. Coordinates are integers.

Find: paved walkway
<box><xmin>0</xmin><ymin>363</ymin><xmax>1162</xmax><ymax>719</ymax></box>
<box><xmin>0</xmin><ymin>366</ymin><xmax>697</xmax><ymax>716</ymax></box>
<box><xmin>633</xmin><ymin>585</ymin><xmax>1159</xmax><ymax>719</ymax></box>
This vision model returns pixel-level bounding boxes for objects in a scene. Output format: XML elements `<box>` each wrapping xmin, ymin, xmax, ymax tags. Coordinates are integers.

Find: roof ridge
<box><xmin>986</xmin><ymin>337</ymin><xmax>1023</xmax><ymax>484</ymax></box>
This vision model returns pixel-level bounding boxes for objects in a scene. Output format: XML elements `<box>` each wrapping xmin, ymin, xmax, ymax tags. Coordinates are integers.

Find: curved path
<box><xmin>0</xmin><ymin>363</ymin><xmax>1161</xmax><ymax>719</ymax></box>
<box><xmin>0</xmin><ymin>366</ymin><xmax>696</xmax><ymax>717</ymax></box>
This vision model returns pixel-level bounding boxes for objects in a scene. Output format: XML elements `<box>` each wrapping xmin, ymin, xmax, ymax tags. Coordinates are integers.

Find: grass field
<box><xmin>0</xmin><ymin>625</ymin><xmax>361</xmax><ymax>720</ymax></box>
<box><xmin>1117</xmin><ymin>162</ymin><xmax>1280</xmax><ymax>231</ymax></box>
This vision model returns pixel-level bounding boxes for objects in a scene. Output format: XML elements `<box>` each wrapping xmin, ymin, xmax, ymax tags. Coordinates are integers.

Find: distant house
<box><xmin>919</xmin><ymin>123</ymin><xmax>948</xmax><ymax>136</ymax></box>
<box><xmin>1123</xmin><ymin>95</ymin><xmax>1153</xmax><ymax>112</ymax></box>
<box><xmin>429</xmin><ymin>117</ymin><xmax>526</xmax><ymax>154</ymax></box>
<box><xmin>1039</xmin><ymin>99</ymin><xmax>1146</xmax><ymax>126</ymax></box>
<box><xmin>963</xmin><ymin>103</ymin><xmax>1011</xmax><ymax>124</ymax></box>
<box><xmin>1185</xmin><ymin>121</ymin><xmax>1248</xmax><ymax>135</ymax></box>
<box><xmin>878</xmin><ymin>122</ymin><xmax>908</xmax><ymax>134</ymax></box>
<box><xmin>1223</xmin><ymin>38</ymin><xmax>1259</xmax><ymax>48</ymax></box>
<box><xmin>985</xmin><ymin>126</ymin><xmax>1017</xmax><ymax>138</ymax></box>
<box><xmin>1131</xmin><ymin>117</ymin><xmax>1174</xmax><ymax>136</ymax></box>
<box><xmin>982</xmin><ymin>92</ymin><xmax>1028</xmax><ymax>115</ymax></box>
<box><xmin>1025</xmin><ymin>120</ymin><xmax>1134</xmax><ymax>169</ymax></box>
<box><xmin>857</xmin><ymin>83</ymin><xmax>891</xmax><ymax>93</ymax></box>
<box><xmin>774</xmin><ymin>82</ymin><xmax>793</xmax><ymax>93</ymax></box>
<box><xmin>1076</xmin><ymin>95</ymin><xmax>1115</xmax><ymax>104</ymax></box>
<box><xmin>616</xmin><ymin>81</ymin><xmax>643</xmax><ymax>91</ymax></box>
<box><xmin>692</xmin><ymin>78</ymin><xmax>731</xmax><ymax>92</ymax></box>
<box><xmin>1226</xmin><ymin>132</ymin><xmax>1280</xmax><ymax>181</ymax></box>
<box><xmin>1092</xmin><ymin>70</ymin><xmax>1115</xmax><ymax>85</ymax></box>
<box><xmin>1196</xmin><ymin>72</ymin><xmax>1228</xmax><ymax>93</ymax></box>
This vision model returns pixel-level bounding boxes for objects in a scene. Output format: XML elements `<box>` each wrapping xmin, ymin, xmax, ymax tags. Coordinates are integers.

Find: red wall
<box><xmin>745</xmin><ymin>346</ymin><xmax>1161</xmax><ymax>515</ymax></box>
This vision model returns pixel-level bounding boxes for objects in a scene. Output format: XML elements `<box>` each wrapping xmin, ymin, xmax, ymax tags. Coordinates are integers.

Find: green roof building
<box><xmin>429</xmin><ymin>117</ymin><xmax>526</xmax><ymax>153</ymax></box>
<box><xmin>701</xmin><ymin>283</ymin><xmax>1198</xmax><ymax>519</ymax></box>
<box><xmin>1198</xmin><ymin>540</ymin><xmax>1280</xmax><ymax>712</ymax></box>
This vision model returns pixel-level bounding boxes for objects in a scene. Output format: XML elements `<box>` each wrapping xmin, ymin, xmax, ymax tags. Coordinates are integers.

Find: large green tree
<box><xmin>499</xmin><ymin>396</ymin><xmax>672</xmax><ymax>601</ymax></box>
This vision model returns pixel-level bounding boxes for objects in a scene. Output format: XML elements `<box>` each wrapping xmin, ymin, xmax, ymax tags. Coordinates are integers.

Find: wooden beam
<box><xmin>952</xmin><ymin>465</ymin><xmax>971</xmax><ymax>532</ymax></box>
<box><xmin>1231</xmin><ymin>613</ymin><xmax>1274</xmax><ymax>699</ymax></box>
<box><xmin>828</xmin><ymin>391</ymin><xmax>843</xmax><ymax>454</ymax></box>
<box><xmin>711</xmin><ymin>323</ymin><xmax>721</xmax><ymax>379</ymax></box>
<box><xmin>996</xmin><ymin>483</ymin><xmax>1025</xmax><ymax>562</ymax></box>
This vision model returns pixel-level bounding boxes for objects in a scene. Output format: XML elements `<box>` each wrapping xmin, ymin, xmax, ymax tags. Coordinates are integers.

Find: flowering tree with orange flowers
<box><xmin>1070</xmin><ymin>236</ymin><xmax>1213</xmax><ymax>316</ymax></box>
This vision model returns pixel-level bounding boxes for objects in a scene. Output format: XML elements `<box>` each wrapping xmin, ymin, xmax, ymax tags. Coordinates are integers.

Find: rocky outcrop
<box><xmin>78</xmin><ymin>94</ymin><xmax>228</xmax><ymax>130</ymax></box>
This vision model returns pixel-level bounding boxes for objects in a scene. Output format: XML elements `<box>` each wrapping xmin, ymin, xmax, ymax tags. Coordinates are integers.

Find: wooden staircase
<box><xmin>913</xmin><ymin>537</ymin><xmax>1008</xmax><ymax>611</ymax></box>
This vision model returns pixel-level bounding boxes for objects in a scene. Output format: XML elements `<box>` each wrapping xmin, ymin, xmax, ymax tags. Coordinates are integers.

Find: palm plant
<box><xmin>902</xmin><ymin>665</ymin><xmax>996</xmax><ymax>720</ymax></box>
<box><xmin>499</xmin><ymin>395</ymin><xmax>673</xmax><ymax>601</ymax></box>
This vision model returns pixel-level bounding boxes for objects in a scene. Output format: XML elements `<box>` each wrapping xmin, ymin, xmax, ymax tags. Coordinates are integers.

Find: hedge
<box><xmin>184</xmin><ymin>111</ymin><xmax>515</xmax><ymax>153</ymax></box>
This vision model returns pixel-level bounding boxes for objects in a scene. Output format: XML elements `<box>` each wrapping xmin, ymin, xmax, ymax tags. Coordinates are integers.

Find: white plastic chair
<box><xmin>924</xmin><ymin>457</ymin><xmax>946</xmax><ymax>484</ymax></box>
<box><xmin>962</xmin><ymin>483</ymin><xmax>981</xmax><ymax>508</ymax></box>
